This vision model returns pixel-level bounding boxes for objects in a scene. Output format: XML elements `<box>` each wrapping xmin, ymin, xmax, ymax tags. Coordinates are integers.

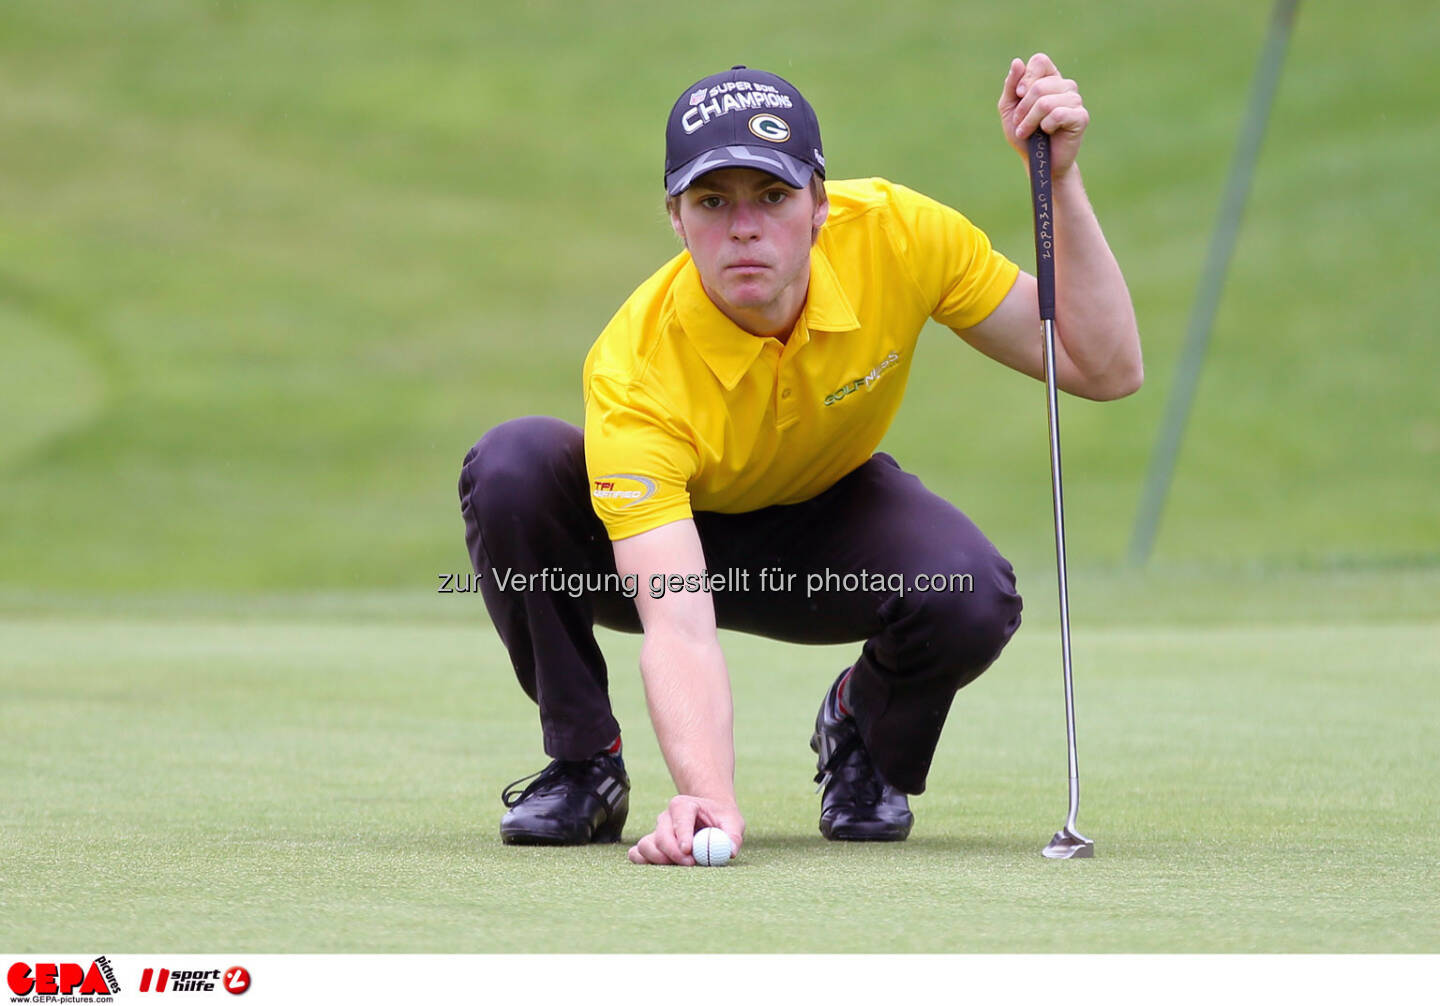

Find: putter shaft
<box><xmin>1043</xmin><ymin>316</ymin><xmax>1083</xmax><ymax>838</ymax></box>
<box><xmin>1028</xmin><ymin>129</ymin><xmax>1092</xmax><ymax>859</ymax></box>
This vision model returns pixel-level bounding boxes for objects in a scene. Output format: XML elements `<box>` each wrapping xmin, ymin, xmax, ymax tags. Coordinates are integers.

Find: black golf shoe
<box><xmin>499</xmin><ymin>753</ymin><xmax>629</xmax><ymax>845</ymax></box>
<box><xmin>810</xmin><ymin>670</ymin><xmax>914</xmax><ymax>841</ymax></box>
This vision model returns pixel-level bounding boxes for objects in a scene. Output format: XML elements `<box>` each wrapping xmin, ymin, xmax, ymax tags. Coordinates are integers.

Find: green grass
<box><xmin>4</xmin><ymin>571</ymin><xmax>1438</xmax><ymax>952</ymax></box>
<box><xmin>2</xmin><ymin>0</ymin><xmax>1438</xmax><ymax>594</ymax></box>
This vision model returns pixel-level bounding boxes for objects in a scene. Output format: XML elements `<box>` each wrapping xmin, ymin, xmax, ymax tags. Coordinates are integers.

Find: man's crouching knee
<box><xmin>459</xmin><ymin>416</ymin><xmax>584</xmax><ymax>529</ymax></box>
<box><xmin>900</xmin><ymin>553</ymin><xmax>1023</xmax><ymax>689</ymax></box>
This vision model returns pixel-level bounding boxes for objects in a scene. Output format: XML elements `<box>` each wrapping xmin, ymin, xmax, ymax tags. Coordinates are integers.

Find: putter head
<box><xmin>1042</xmin><ymin>827</ymin><xmax>1094</xmax><ymax>859</ymax></box>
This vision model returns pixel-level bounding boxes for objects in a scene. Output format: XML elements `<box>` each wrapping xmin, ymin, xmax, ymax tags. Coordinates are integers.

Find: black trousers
<box><xmin>458</xmin><ymin>416</ymin><xmax>1022</xmax><ymax>794</ymax></box>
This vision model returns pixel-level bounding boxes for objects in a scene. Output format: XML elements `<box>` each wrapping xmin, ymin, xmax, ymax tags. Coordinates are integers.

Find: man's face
<box><xmin>670</xmin><ymin>167</ymin><xmax>829</xmax><ymax>334</ymax></box>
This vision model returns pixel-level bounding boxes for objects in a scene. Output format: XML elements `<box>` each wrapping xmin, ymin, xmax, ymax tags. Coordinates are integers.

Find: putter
<box><xmin>1027</xmin><ymin>128</ymin><xmax>1094</xmax><ymax>860</ymax></box>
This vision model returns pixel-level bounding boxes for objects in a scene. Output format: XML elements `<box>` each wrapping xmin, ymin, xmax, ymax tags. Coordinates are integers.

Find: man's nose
<box><xmin>729</xmin><ymin>200</ymin><xmax>762</xmax><ymax>239</ymax></box>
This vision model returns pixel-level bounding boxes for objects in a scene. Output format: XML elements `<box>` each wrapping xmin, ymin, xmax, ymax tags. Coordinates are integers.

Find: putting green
<box><xmin>4</xmin><ymin>578</ymin><xmax>1436</xmax><ymax>952</ymax></box>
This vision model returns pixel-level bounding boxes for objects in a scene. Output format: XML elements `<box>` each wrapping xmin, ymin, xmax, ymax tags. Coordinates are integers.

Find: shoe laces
<box><xmin>501</xmin><ymin>759</ymin><xmax>588</xmax><ymax>808</ymax></box>
<box><xmin>814</xmin><ymin>734</ymin><xmax>885</xmax><ymax>806</ymax></box>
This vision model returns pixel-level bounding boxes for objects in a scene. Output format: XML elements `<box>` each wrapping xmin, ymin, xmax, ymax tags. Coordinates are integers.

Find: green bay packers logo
<box><xmin>748</xmin><ymin>113</ymin><xmax>790</xmax><ymax>143</ymax></box>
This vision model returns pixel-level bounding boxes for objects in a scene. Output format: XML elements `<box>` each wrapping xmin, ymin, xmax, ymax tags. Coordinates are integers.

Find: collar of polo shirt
<box><xmin>673</xmin><ymin>245</ymin><xmax>862</xmax><ymax>390</ymax></box>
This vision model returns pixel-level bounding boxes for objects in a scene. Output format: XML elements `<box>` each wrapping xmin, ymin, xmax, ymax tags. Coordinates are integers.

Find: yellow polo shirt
<box><xmin>583</xmin><ymin>177</ymin><xmax>1019</xmax><ymax>540</ymax></box>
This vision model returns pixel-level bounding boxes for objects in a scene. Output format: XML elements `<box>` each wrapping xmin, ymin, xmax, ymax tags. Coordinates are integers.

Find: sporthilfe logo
<box><xmin>136</xmin><ymin>965</ymin><xmax>249</xmax><ymax>994</ymax></box>
<box><xmin>748</xmin><ymin>113</ymin><xmax>790</xmax><ymax>142</ymax></box>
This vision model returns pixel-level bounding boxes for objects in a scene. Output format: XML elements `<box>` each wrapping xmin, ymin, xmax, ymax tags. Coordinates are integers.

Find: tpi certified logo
<box><xmin>592</xmin><ymin>473</ymin><xmax>656</xmax><ymax>508</ymax></box>
<box><xmin>138</xmin><ymin>965</ymin><xmax>250</xmax><ymax>994</ymax></box>
<box><xmin>7</xmin><ymin>957</ymin><xmax>121</xmax><ymax>998</ymax></box>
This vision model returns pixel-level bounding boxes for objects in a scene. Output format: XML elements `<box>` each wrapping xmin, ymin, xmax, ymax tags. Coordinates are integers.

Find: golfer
<box><xmin>459</xmin><ymin>56</ymin><xmax>1141</xmax><ymax>865</ymax></box>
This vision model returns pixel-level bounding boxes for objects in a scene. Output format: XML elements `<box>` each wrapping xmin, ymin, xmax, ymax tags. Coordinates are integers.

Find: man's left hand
<box><xmin>998</xmin><ymin>52</ymin><xmax>1090</xmax><ymax>177</ymax></box>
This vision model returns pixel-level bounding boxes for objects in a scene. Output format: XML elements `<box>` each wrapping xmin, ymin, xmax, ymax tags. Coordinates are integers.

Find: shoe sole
<box><xmin>820</xmin><ymin>817</ymin><xmax>914</xmax><ymax>842</ymax></box>
<box><xmin>500</xmin><ymin>806</ymin><xmax>628</xmax><ymax>846</ymax></box>
<box><xmin>501</xmin><ymin>829</ymin><xmax>625</xmax><ymax>846</ymax></box>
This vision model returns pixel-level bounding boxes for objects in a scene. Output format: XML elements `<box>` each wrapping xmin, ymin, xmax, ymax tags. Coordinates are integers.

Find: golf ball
<box><xmin>692</xmin><ymin>827</ymin><xmax>733</xmax><ymax>867</ymax></box>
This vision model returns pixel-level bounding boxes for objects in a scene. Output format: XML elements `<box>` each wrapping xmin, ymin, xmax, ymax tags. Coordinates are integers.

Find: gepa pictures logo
<box><xmin>7</xmin><ymin>957</ymin><xmax>120</xmax><ymax>998</ymax></box>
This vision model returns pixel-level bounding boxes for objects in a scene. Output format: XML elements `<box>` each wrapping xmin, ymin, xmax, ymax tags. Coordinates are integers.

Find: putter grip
<box><xmin>1027</xmin><ymin>129</ymin><xmax>1056</xmax><ymax>321</ymax></box>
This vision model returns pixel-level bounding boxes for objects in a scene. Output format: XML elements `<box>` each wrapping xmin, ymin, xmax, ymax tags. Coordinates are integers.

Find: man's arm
<box><xmin>611</xmin><ymin>518</ymin><xmax>744</xmax><ymax>865</ymax></box>
<box><xmin>960</xmin><ymin>53</ymin><xmax>1143</xmax><ymax>402</ymax></box>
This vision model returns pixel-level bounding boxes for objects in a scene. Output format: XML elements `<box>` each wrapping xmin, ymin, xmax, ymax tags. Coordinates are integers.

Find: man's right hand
<box><xmin>613</xmin><ymin>518</ymin><xmax>742</xmax><ymax>865</ymax></box>
<box><xmin>628</xmin><ymin>794</ymin><xmax>745</xmax><ymax>866</ymax></box>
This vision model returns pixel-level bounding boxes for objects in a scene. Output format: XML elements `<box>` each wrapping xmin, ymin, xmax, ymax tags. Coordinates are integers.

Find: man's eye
<box><xmin>763</xmin><ymin>189</ymin><xmax>788</xmax><ymax>204</ymax></box>
<box><xmin>699</xmin><ymin>196</ymin><xmax>724</xmax><ymax>209</ymax></box>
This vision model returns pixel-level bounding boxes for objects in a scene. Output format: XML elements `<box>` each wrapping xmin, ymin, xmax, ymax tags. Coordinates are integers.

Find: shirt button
<box><xmin>781</xmin><ymin>388</ymin><xmax>793</xmax><ymax>399</ymax></box>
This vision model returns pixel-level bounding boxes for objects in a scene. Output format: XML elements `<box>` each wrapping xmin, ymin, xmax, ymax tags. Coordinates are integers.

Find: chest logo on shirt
<box><xmin>592</xmin><ymin>474</ymin><xmax>657</xmax><ymax>508</ymax></box>
<box><xmin>823</xmin><ymin>350</ymin><xmax>902</xmax><ymax>406</ymax></box>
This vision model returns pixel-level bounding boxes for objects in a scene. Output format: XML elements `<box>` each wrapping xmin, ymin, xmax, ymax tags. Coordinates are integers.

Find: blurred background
<box><xmin>2</xmin><ymin>0</ymin><xmax>1437</xmax><ymax>609</ymax></box>
<box><xmin>5</xmin><ymin>0</ymin><xmax>1439</xmax><ymax>956</ymax></box>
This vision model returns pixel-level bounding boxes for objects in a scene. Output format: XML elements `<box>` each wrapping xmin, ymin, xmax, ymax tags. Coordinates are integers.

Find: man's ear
<box><xmin>667</xmin><ymin>197</ymin><xmax>687</xmax><ymax>245</ymax></box>
<box><xmin>811</xmin><ymin>191</ymin><xmax>830</xmax><ymax>243</ymax></box>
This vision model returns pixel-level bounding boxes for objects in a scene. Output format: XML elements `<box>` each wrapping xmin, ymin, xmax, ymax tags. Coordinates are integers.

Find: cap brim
<box><xmin>665</xmin><ymin>146</ymin><xmax>815</xmax><ymax>196</ymax></box>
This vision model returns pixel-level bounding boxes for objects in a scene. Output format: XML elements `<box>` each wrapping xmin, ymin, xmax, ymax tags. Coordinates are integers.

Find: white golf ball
<box><xmin>692</xmin><ymin>827</ymin><xmax>733</xmax><ymax>867</ymax></box>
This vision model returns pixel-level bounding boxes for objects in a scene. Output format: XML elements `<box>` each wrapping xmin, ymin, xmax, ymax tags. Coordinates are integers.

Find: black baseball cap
<box><xmin>664</xmin><ymin>66</ymin><xmax>825</xmax><ymax>196</ymax></box>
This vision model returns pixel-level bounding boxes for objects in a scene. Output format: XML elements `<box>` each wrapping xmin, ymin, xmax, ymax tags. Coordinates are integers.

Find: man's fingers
<box><xmin>718</xmin><ymin>812</ymin><xmax>746</xmax><ymax>856</ymax></box>
<box><xmin>1041</xmin><ymin>104</ymin><xmax>1090</xmax><ymax>137</ymax></box>
<box><xmin>627</xmin><ymin>797</ymin><xmax>745</xmax><ymax>865</ymax></box>
<box><xmin>1024</xmin><ymin>77</ymin><xmax>1077</xmax><ymax>99</ymax></box>
<box><xmin>1012</xmin><ymin>77</ymin><xmax>1079</xmax><ymax>128</ymax></box>
<box><xmin>629</xmin><ymin>831</ymin><xmax>686</xmax><ymax>866</ymax></box>
<box><xmin>651</xmin><ymin>811</ymin><xmax>692</xmax><ymax>865</ymax></box>
<box><xmin>998</xmin><ymin>57</ymin><xmax>1025</xmax><ymax>113</ymax></box>
<box><xmin>1024</xmin><ymin>51</ymin><xmax>1061</xmax><ymax>85</ymax></box>
<box><xmin>628</xmin><ymin>836</ymin><xmax>658</xmax><ymax>864</ymax></box>
<box><xmin>1004</xmin><ymin>53</ymin><xmax>1084</xmax><ymax>156</ymax></box>
<box><xmin>1015</xmin><ymin>91</ymin><xmax>1085</xmax><ymax>139</ymax></box>
<box><xmin>668</xmin><ymin>798</ymin><xmax>699</xmax><ymax>855</ymax></box>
